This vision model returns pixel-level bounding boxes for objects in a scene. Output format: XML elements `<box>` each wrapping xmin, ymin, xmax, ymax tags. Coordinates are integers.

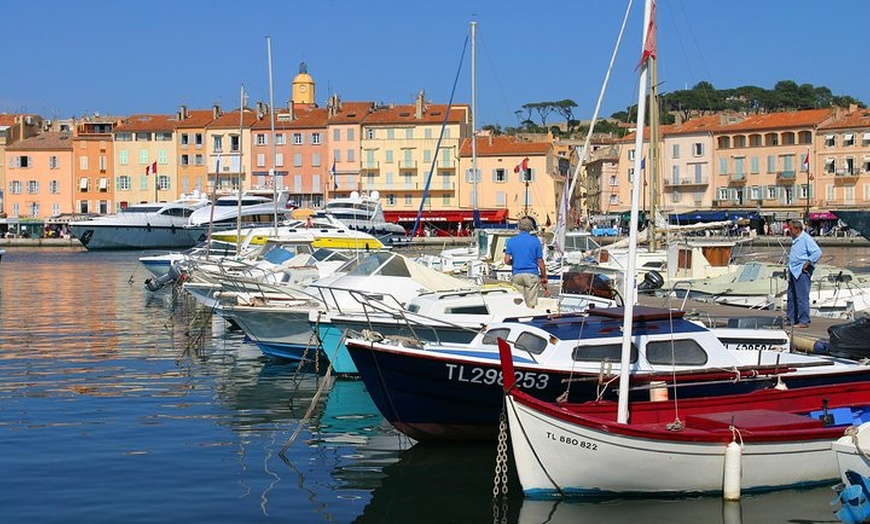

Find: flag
<box><xmin>145</xmin><ymin>161</ymin><xmax>157</xmax><ymax>176</ymax></box>
<box><xmin>803</xmin><ymin>149</ymin><xmax>810</xmax><ymax>171</ymax></box>
<box><xmin>553</xmin><ymin>182</ymin><xmax>569</xmax><ymax>253</ymax></box>
<box><xmin>331</xmin><ymin>160</ymin><xmax>338</xmax><ymax>190</ymax></box>
<box><xmin>640</xmin><ymin>157</ymin><xmax>646</xmax><ymax>170</ymax></box>
<box><xmin>637</xmin><ymin>0</ymin><xmax>657</xmax><ymax>68</ymax></box>
<box><xmin>513</xmin><ymin>157</ymin><xmax>529</xmax><ymax>174</ymax></box>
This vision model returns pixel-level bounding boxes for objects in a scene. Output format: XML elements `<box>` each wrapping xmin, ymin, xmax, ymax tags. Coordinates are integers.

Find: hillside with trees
<box><xmin>499</xmin><ymin>81</ymin><xmax>865</xmax><ymax>138</ymax></box>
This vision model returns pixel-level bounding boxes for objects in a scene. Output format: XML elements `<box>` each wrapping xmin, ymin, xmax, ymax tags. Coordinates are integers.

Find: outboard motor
<box><xmin>144</xmin><ymin>261</ymin><xmax>186</xmax><ymax>292</ymax></box>
<box><xmin>637</xmin><ymin>270</ymin><xmax>664</xmax><ymax>293</ymax></box>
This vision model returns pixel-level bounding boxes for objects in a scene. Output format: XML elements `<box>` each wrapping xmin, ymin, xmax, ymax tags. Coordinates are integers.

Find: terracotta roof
<box><xmin>362</xmin><ymin>103</ymin><xmax>467</xmax><ymax>125</ymax></box>
<box><xmin>251</xmin><ymin>107</ymin><xmax>329</xmax><ymax>130</ymax></box>
<box><xmin>818</xmin><ymin>108</ymin><xmax>870</xmax><ymax>131</ymax></box>
<box><xmin>175</xmin><ymin>109</ymin><xmax>216</xmax><ymax>129</ymax></box>
<box><xmin>7</xmin><ymin>131</ymin><xmax>73</xmax><ymax>151</ymax></box>
<box><xmin>207</xmin><ymin>109</ymin><xmax>260</xmax><ymax>128</ymax></box>
<box><xmin>720</xmin><ymin>108</ymin><xmax>834</xmax><ymax>132</ymax></box>
<box><xmin>114</xmin><ymin>114</ymin><xmax>176</xmax><ymax>133</ymax></box>
<box><xmin>665</xmin><ymin>114</ymin><xmax>729</xmax><ymax>135</ymax></box>
<box><xmin>0</xmin><ymin>114</ymin><xmax>37</xmax><ymax>127</ymax></box>
<box><xmin>459</xmin><ymin>135</ymin><xmax>551</xmax><ymax>157</ymax></box>
<box><xmin>328</xmin><ymin>101</ymin><xmax>374</xmax><ymax>124</ymax></box>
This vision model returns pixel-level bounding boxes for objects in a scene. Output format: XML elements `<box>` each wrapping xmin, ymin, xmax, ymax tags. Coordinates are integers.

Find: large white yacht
<box><xmin>185</xmin><ymin>190</ymin><xmax>294</xmax><ymax>244</ymax></box>
<box><xmin>69</xmin><ymin>195</ymin><xmax>210</xmax><ymax>250</ymax></box>
<box><xmin>322</xmin><ymin>191</ymin><xmax>407</xmax><ymax>244</ymax></box>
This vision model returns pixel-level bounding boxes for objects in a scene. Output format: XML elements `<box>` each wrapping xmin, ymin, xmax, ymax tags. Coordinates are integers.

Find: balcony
<box><xmin>775</xmin><ymin>170</ymin><xmax>796</xmax><ymax>181</ymax></box>
<box><xmin>399</xmin><ymin>160</ymin><xmax>417</xmax><ymax>169</ymax></box>
<box><xmin>361</xmin><ymin>161</ymin><xmax>380</xmax><ymax>173</ymax></box>
<box><xmin>728</xmin><ymin>173</ymin><xmax>747</xmax><ymax>185</ymax></box>
<box><xmin>834</xmin><ymin>169</ymin><xmax>860</xmax><ymax>184</ymax></box>
<box><xmin>663</xmin><ymin>176</ymin><xmax>709</xmax><ymax>188</ymax></box>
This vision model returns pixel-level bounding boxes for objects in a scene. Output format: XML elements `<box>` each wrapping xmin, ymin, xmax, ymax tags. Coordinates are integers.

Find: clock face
<box><xmin>299</xmin><ymin>85</ymin><xmax>308</xmax><ymax>93</ymax></box>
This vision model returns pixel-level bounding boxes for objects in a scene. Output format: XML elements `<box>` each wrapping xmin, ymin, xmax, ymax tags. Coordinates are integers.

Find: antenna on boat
<box><xmin>617</xmin><ymin>0</ymin><xmax>653</xmax><ymax>425</ymax></box>
<box><xmin>237</xmin><ymin>84</ymin><xmax>246</xmax><ymax>251</ymax></box>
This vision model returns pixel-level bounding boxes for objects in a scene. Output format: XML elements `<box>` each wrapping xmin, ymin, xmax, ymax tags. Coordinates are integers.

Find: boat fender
<box><xmin>723</xmin><ymin>439</ymin><xmax>742</xmax><ymax>501</ymax></box>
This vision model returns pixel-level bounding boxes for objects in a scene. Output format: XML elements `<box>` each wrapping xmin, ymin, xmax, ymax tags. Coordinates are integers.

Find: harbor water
<box><xmin>0</xmin><ymin>247</ymin><xmax>863</xmax><ymax>523</ymax></box>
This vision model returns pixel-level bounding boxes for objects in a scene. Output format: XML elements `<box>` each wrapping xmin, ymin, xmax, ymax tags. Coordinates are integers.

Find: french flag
<box><xmin>145</xmin><ymin>161</ymin><xmax>157</xmax><ymax>176</ymax></box>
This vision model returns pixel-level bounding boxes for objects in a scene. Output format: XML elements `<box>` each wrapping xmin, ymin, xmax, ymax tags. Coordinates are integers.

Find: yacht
<box><xmin>322</xmin><ymin>191</ymin><xmax>408</xmax><ymax>244</ymax></box>
<box><xmin>68</xmin><ymin>195</ymin><xmax>210</xmax><ymax>250</ymax></box>
<box><xmin>185</xmin><ymin>190</ymin><xmax>294</xmax><ymax>243</ymax></box>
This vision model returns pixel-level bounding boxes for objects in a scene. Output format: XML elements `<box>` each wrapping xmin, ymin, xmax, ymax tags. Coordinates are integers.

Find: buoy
<box><xmin>649</xmin><ymin>381</ymin><xmax>668</xmax><ymax>402</ymax></box>
<box><xmin>723</xmin><ymin>440</ymin><xmax>742</xmax><ymax>500</ymax></box>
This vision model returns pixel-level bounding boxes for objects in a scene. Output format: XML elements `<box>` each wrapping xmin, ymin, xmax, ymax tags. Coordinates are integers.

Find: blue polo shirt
<box><xmin>504</xmin><ymin>231</ymin><xmax>543</xmax><ymax>275</ymax></box>
<box><xmin>788</xmin><ymin>231</ymin><xmax>822</xmax><ymax>279</ymax></box>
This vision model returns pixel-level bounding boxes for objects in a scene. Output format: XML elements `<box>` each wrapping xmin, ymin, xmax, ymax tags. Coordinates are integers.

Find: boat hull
<box><xmin>222</xmin><ymin>306</ymin><xmax>322</xmax><ymax>362</ymax></box>
<box><xmin>70</xmin><ymin>224</ymin><xmax>197</xmax><ymax>250</ymax></box>
<box><xmin>833</xmin><ymin>421</ymin><xmax>870</xmax><ymax>484</ymax></box>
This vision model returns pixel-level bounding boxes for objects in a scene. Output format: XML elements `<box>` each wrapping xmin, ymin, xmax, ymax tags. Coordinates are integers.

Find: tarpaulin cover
<box><xmin>827</xmin><ymin>317</ymin><xmax>870</xmax><ymax>360</ymax></box>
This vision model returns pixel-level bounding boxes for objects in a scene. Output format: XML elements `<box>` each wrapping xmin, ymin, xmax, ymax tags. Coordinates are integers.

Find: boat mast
<box><xmin>266</xmin><ymin>36</ymin><xmax>278</xmax><ymax>235</ymax></box>
<box><xmin>618</xmin><ymin>0</ymin><xmax>653</xmax><ymax>424</ymax></box>
<box><xmin>648</xmin><ymin>47</ymin><xmax>660</xmax><ymax>251</ymax></box>
<box><xmin>470</xmin><ymin>21</ymin><xmax>478</xmax><ymax>217</ymax></box>
<box><xmin>237</xmin><ymin>84</ymin><xmax>245</xmax><ymax>251</ymax></box>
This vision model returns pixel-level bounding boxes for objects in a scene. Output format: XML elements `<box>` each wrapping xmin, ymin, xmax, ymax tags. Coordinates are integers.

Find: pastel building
<box><xmin>713</xmin><ymin>108</ymin><xmax>833</xmax><ymax>213</ymax></box>
<box><xmin>174</xmin><ymin>106</ymin><xmax>215</xmax><ymax>197</ymax></box>
<box><xmin>659</xmin><ymin>114</ymin><xmax>724</xmax><ymax>212</ymax></box>
<box><xmin>816</xmin><ymin>105</ymin><xmax>870</xmax><ymax>210</ymax></box>
<box><xmin>112</xmin><ymin>114</ymin><xmax>178</xmax><ymax>206</ymax></box>
<box><xmin>4</xmin><ymin>131</ymin><xmax>74</xmax><ymax>221</ymax></box>
<box><xmin>359</xmin><ymin>92</ymin><xmax>469</xmax><ymax>212</ymax></box>
<box><xmin>204</xmin><ymin>106</ymin><xmax>258</xmax><ymax>195</ymax></box>
<box><xmin>72</xmin><ymin>116</ymin><xmax>120</xmax><ymax>214</ymax></box>
<box><xmin>327</xmin><ymin>97</ymin><xmax>373</xmax><ymax>197</ymax></box>
<box><xmin>458</xmin><ymin>135</ymin><xmax>559</xmax><ymax>223</ymax></box>
<box><xmin>0</xmin><ymin>114</ymin><xmax>43</xmax><ymax>215</ymax></box>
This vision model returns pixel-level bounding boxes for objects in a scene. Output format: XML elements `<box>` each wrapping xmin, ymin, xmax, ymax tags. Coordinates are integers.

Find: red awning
<box><xmin>809</xmin><ymin>212</ymin><xmax>837</xmax><ymax>220</ymax></box>
<box><xmin>383</xmin><ymin>209</ymin><xmax>508</xmax><ymax>223</ymax></box>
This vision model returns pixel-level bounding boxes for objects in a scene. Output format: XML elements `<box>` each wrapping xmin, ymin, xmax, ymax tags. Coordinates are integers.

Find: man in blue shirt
<box><xmin>786</xmin><ymin>219</ymin><xmax>822</xmax><ymax>327</ymax></box>
<box><xmin>503</xmin><ymin>217</ymin><xmax>547</xmax><ymax>307</ymax></box>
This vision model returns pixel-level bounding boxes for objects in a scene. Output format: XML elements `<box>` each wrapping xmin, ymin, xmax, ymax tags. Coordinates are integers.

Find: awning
<box><xmin>669</xmin><ymin>210</ymin><xmax>760</xmax><ymax>225</ymax></box>
<box><xmin>809</xmin><ymin>211</ymin><xmax>838</xmax><ymax>220</ymax></box>
<box><xmin>383</xmin><ymin>209</ymin><xmax>509</xmax><ymax>224</ymax></box>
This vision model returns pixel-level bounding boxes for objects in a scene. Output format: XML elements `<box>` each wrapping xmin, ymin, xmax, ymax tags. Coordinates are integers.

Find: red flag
<box><xmin>145</xmin><ymin>161</ymin><xmax>157</xmax><ymax>176</ymax></box>
<box><xmin>803</xmin><ymin>149</ymin><xmax>810</xmax><ymax>170</ymax></box>
<box><xmin>513</xmin><ymin>157</ymin><xmax>529</xmax><ymax>173</ymax></box>
<box><xmin>637</xmin><ymin>0</ymin><xmax>657</xmax><ymax>68</ymax></box>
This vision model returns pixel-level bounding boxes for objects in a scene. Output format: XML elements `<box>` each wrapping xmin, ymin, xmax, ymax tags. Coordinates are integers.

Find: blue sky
<box><xmin>3</xmin><ymin>1</ymin><xmax>868</xmax><ymax>128</ymax></box>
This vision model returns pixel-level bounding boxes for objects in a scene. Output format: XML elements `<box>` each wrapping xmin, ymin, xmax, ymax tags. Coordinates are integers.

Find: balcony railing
<box><xmin>776</xmin><ymin>170</ymin><xmax>796</xmax><ymax>180</ymax></box>
<box><xmin>728</xmin><ymin>173</ymin><xmax>747</xmax><ymax>184</ymax></box>
<box><xmin>663</xmin><ymin>176</ymin><xmax>709</xmax><ymax>187</ymax></box>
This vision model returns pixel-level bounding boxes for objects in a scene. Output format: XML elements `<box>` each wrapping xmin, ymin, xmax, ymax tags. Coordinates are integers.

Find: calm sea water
<box><xmin>0</xmin><ymin>247</ymin><xmax>859</xmax><ymax>523</ymax></box>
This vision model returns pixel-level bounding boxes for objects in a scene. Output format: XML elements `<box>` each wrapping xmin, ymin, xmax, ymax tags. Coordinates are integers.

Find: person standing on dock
<box><xmin>504</xmin><ymin>216</ymin><xmax>547</xmax><ymax>307</ymax></box>
<box><xmin>786</xmin><ymin>219</ymin><xmax>822</xmax><ymax>328</ymax></box>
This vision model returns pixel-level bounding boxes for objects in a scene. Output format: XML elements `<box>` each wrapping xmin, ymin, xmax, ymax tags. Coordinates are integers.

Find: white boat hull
<box><xmin>833</xmin><ymin>422</ymin><xmax>870</xmax><ymax>484</ymax></box>
<box><xmin>506</xmin><ymin>395</ymin><xmax>840</xmax><ymax>496</ymax></box>
<box><xmin>70</xmin><ymin>224</ymin><xmax>197</xmax><ymax>250</ymax></box>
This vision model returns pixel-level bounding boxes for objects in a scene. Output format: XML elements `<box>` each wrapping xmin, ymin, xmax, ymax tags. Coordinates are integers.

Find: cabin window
<box><xmin>646</xmin><ymin>339</ymin><xmax>707</xmax><ymax>366</ymax></box>
<box><xmin>515</xmin><ymin>332</ymin><xmax>547</xmax><ymax>355</ymax></box>
<box><xmin>482</xmin><ymin>328</ymin><xmax>511</xmax><ymax>346</ymax></box>
<box><xmin>444</xmin><ymin>305</ymin><xmax>489</xmax><ymax>315</ymax></box>
<box><xmin>572</xmin><ymin>343</ymin><xmax>638</xmax><ymax>363</ymax></box>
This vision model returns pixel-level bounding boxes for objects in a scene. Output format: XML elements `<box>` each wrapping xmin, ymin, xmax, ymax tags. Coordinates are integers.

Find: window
<box><xmin>334</xmin><ymin>149</ymin><xmax>341</xmax><ymax>162</ymax></box>
<box><xmin>347</xmin><ymin>129</ymin><xmax>355</xmax><ymax>141</ymax></box>
<box><xmin>672</xmin><ymin>144</ymin><xmax>680</xmax><ymax>159</ymax></box>
<box><xmin>844</xmin><ymin>133</ymin><xmax>855</xmax><ymax>147</ymax></box>
<box><xmin>826</xmin><ymin>158</ymin><xmax>836</xmax><ymax>174</ymax></box>
<box><xmin>155</xmin><ymin>132</ymin><xmax>172</xmax><ymax>141</ymax></box>
<box><xmin>257</xmin><ymin>153</ymin><xmax>266</xmax><ymax>167</ymax></box>
<box><xmin>194</xmin><ymin>154</ymin><xmax>204</xmax><ymax>166</ymax></box>
<box><xmin>385</xmin><ymin>150</ymin><xmax>394</xmax><ymax>163</ymax></box>
<box><xmin>99</xmin><ymin>155</ymin><xmax>107</xmax><ymax>172</ymax></box>
<box><xmin>78</xmin><ymin>201</ymin><xmax>88</xmax><ymax>214</ymax></box>
<box><xmin>9</xmin><ymin>181</ymin><xmax>21</xmax><ymax>194</ymax></box>
<box><xmin>294</xmin><ymin>174</ymin><xmax>302</xmax><ymax>193</ymax></box>
<box><xmin>692</xmin><ymin>143</ymin><xmax>704</xmax><ymax>156</ymax></box>
<box><xmin>482</xmin><ymin>328</ymin><xmax>511</xmax><ymax>345</ymax></box>
<box><xmin>293</xmin><ymin>153</ymin><xmax>302</xmax><ymax>167</ymax></box>
<box><xmin>49</xmin><ymin>156</ymin><xmax>59</xmax><ymax>169</ymax></box>
<box><xmin>717</xmin><ymin>187</ymin><xmax>729</xmax><ymax>200</ymax></box>
<box><xmin>213</xmin><ymin>135</ymin><xmax>223</xmax><ymax>152</ymax></box>
<box><xmin>255</xmin><ymin>133</ymin><xmax>268</xmax><ymax>146</ymax></box>
<box><xmin>750</xmin><ymin>156</ymin><xmax>759</xmax><ymax>174</ymax></box>
<box><xmin>27</xmin><ymin>202</ymin><xmax>39</xmax><ymax>217</ymax></box>
<box><xmin>405</xmin><ymin>128</ymin><xmax>413</xmax><ymax>139</ymax></box>
<box><xmin>157</xmin><ymin>175</ymin><xmax>170</xmax><ymax>190</ymax></box>
<box><xmin>515</xmin><ymin>332</ymin><xmax>547</xmax><ymax>355</ymax></box>
<box><xmin>346</xmin><ymin>149</ymin><xmax>355</xmax><ymax>162</ymax></box>
<box><xmin>78</xmin><ymin>178</ymin><xmax>88</xmax><ymax>191</ymax></box>
<box><xmin>135</xmin><ymin>132</ymin><xmax>151</xmax><ymax>141</ymax></box>
<box><xmin>117</xmin><ymin>176</ymin><xmax>131</xmax><ymax>191</ymax></box>
<box><xmin>49</xmin><ymin>180</ymin><xmax>60</xmax><ymax>194</ymax></box>
<box><xmin>276</xmin><ymin>133</ymin><xmax>286</xmax><ymax>145</ymax></box>
<box><xmin>194</xmin><ymin>133</ymin><xmax>203</xmax><ymax>147</ymax></box>
<box><xmin>573</xmin><ymin>343</ymin><xmax>638</xmax><ymax>363</ymax></box>
<box><xmin>311</xmin><ymin>132</ymin><xmax>322</xmax><ymax>145</ymax></box>
<box><xmin>609</xmin><ymin>194</ymin><xmax>619</xmax><ymax>205</ymax></box>
<box><xmin>180</xmin><ymin>133</ymin><xmax>190</xmax><ymax>146</ymax></box>
<box><xmin>496</xmin><ymin>191</ymin><xmax>505</xmax><ymax>206</ymax></box>
<box><xmin>404</xmin><ymin>194</ymin><xmax>412</xmax><ymax>205</ymax></box>
<box><xmin>180</xmin><ymin>154</ymin><xmax>189</xmax><ymax>166</ymax></box>
<box><xmin>386</xmin><ymin>128</ymin><xmax>395</xmax><ymax>140</ymax></box>
<box><xmin>311</xmin><ymin>152</ymin><xmax>321</xmax><ymax>167</ymax></box>
<box><xmin>293</xmin><ymin>133</ymin><xmax>303</xmax><ymax>145</ymax></box>
<box><xmin>366</xmin><ymin>128</ymin><xmax>375</xmax><ymax>140</ymax></box>
<box><xmin>766</xmin><ymin>186</ymin><xmax>777</xmax><ymax>199</ymax></box>
<box><xmin>628</xmin><ymin>168</ymin><xmax>634</xmax><ymax>183</ymax></box>
<box><xmin>275</xmin><ymin>153</ymin><xmax>284</xmax><ymax>167</ymax></box>
<box><xmin>115</xmin><ymin>132</ymin><xmax>132</xmax><ymax>142</ymax></box>
<box><xmin>119</xmin><ymin>150</ymin><xmax>128</xmax><ymax>165</ymax></box>
<box><xmin>646</xmin><ymin>339</ymin><xmax>707</xmax><ymax>366</ymax></box>
<box><xmin>628</xmin><ymin>149</ymin><xmax>636</xmax><ymax>161</ymax></box>
<box><xmin>493</xmin><ymin>168</ymin><xmax>506</xmax><ymax>182</ymax></box>
<box><xmin>98</xmin><ymin>178</ymin><xmax>108</xmax><ymax>191</ymax></box>
<box><xmin>333</xmin><ymin>128</ymin><xmax>341</xmax><ymax>141</ymax></box>
<box><xmin>750</xmin><ymin>185</ymin><xmax>761</xmax><ymax>200</ymax></box>
<box><xmin>767</xmin><ymin>155</ymin><xmax>776</xmax><ymax>173</ymax></box>
<box><xmin>424</xmin><ymin>128</ymin><xmax>432</xmax><ymax>139</ymax></box>
<box><xmin>230</xmin><ymin>135</ymin><xmax>240</xmax><ymax>152</ymax></box>
<box><xmin>825</xmin><ymin>134</ymin><xmax>836</xmax><ymax>147</ymax></box>
<box><xmin>387</xmin><ymin>194</ymin><xmax>396</xmax><ymax>206</ymax></box>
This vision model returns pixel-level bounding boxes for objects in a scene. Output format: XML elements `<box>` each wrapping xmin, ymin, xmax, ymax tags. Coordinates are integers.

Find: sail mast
<box><xmin>266</xmin><ymin>36</ymin><xmax>278</xmax><ymax>235</ymax></box>
<box><xmin>470</xmin><ymin>21</ymin><xmax>478</xmax><ymax>215</ymax></box>
<box><xmin>617</xmin><ymin>0</ymin><xmax>654</xmax><ymax>424</ymax></box>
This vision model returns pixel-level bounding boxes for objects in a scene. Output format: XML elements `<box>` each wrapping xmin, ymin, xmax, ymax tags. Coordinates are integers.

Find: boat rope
<box><xmin>845</xmin><ymin>425</ymin><xmax>870</xmax><ymax>460</ymax></box>
<box><xmin>664</xmin><ymin>309</ymin><xmax>685</xmax><ymax>429</ymax></box>
<box><xmin>491</xmin><ymin>407</ymin><xmax>510</xmax><ymax>524</ymax></box>
<box><xmin>279</xmin><ymin>364</ymin><xmax>334</xmax><ymax>457</ymax></box>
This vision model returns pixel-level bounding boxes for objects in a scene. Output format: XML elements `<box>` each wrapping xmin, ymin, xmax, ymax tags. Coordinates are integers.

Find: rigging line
<box><xmin>567</xmin><ymin>0</ymin><xmax>634</xmax><ymax>201</ymax></box>
<box><xmin>477</xmin><ymin>28</ymin><xmax>516</xmax><ymax>128</ymax></box>
<box><xmin>669</xmin><ymin>0</ymin><xmax>717</xmax><ymax>112</ymax></box>
<box><xmin>409</xmin><ymin>32</ymin><xmax>470</xmax><ymax>241</ymax></box>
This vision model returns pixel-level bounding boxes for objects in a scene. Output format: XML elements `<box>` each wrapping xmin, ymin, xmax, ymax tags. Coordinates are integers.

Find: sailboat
<box><xmin>498</xmin><ymin>0</ymin><xmax>870</xmax><ymax>499</ymax></box>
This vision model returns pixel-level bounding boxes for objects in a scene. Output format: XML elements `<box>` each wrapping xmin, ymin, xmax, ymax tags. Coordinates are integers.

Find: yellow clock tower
<box><xmin>292</xmin><ymin>62</ymin><xmax>315</xmax><ymax>105</ymax></box>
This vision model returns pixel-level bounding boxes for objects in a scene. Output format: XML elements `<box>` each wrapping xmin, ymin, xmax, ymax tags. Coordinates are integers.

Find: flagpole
<box><xmin>805</xmin><ymin>147</ymin><xmax>811</xmax><ymax>222</ymax></box>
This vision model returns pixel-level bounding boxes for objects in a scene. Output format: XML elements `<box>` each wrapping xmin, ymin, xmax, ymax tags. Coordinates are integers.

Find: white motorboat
<box><xmin>69</xmin><ymin>195</ymin><xmax>210</xmax><ymax>250</ymax></box>
<box><xmin>322</xmin><ymin>190</ymin><xmax>408</xmax><ymax>244</ymax></box>
<box><xmin>185</xmin><ymin>190</ymin><xmax>294</xmax><ymax>243</ymax></box>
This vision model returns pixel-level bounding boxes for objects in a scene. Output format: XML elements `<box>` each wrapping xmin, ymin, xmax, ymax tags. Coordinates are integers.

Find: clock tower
<box><xmin>291</xmin><ymin>62</ymin><xmax>315</xmax><ymax>105</ymax></box>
